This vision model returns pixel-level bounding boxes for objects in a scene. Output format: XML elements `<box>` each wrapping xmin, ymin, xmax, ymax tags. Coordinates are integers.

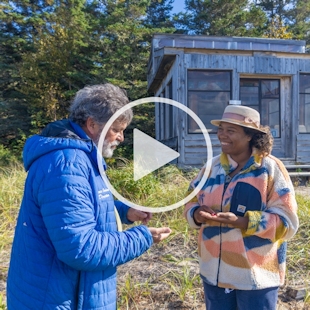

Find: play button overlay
<box><xmin>97</xmin><ymin>97</ymin><xmax>213</xmax><ymax>213</ymax></box>
<box><xmin>133</xmin><ymin>129</ymin><xmax>180</xmax><ymax>181</ymax></box>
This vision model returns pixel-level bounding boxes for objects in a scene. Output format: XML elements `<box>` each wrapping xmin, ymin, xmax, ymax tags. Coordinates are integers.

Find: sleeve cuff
<box><xmin>187</xmin><ymin>206</ymin><xmax>201</xmax><ymax>229</ymax></box>
<box><xmin>114</xmin><ymin>200</ymin><xmax>133</xmax><ymax>225</ymax></box>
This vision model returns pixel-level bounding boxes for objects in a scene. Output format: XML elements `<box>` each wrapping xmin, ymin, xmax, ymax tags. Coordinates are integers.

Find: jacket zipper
<box><xmin>216</xmin><ymin>171</ymin><xmax>242</xmax><ymax>285</ymax></box>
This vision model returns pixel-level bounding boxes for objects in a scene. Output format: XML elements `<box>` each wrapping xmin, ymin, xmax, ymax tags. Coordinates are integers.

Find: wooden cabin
<box><xmin>147</xmin><ymin>34</ymin><xmax>310</xmax><ymax>168</ymax></box>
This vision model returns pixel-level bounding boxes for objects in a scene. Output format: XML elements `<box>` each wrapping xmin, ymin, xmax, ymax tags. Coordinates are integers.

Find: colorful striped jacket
<box><xmin>184</xmin><ymin>151</ymin><xmax>299</xmax><ymax>290</ymax></box>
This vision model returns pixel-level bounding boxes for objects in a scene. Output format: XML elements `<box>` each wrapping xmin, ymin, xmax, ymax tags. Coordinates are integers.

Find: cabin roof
<box><xmin>151</xmin><ymin>34</ymin><xmax>306</xmax><ymax>53</ymax></box>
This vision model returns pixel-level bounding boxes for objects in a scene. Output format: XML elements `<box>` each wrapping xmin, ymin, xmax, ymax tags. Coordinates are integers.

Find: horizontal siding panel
<box><xmin>184</xmin><ymin>137</ymin><xmax>219</xmax><ymax>147</ymax></box>
<box><xmin>296</xmin><ymin>145</ymin><xmax>310</xmax><ymax>152</ymax></box>
<box><xmin>184</xmin><ymin>157</ymin><xmax>208</xmax><ymax>166</ymax></box>
<box><xmin>272</xmin><ymin>149</ymin><xmax>286</xmax><ymax>158</ymax></box>
<box><xmin>296</xmin><ymin>134</ymin><xmax>310</xmax><ymax>163</ymax></box>
<box><xmin>185</xmin><ymin>147</ymin><xmax>209</xmax><ymax>155</ymax></box>
<box><xmin>297</xmin><ymin>154</ymin><xmax>310</xmax><ymax>163</ymax></box>
<box><xmin>297</xmin><ymin>134</ymin><xmax>310</xmax><ymax>141</ymax></box>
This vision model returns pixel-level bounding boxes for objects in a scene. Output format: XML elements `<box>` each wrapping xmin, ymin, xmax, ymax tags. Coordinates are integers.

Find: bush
<box><xmin>106</xmin><ymin>158</ymin><xmax>195</xmax><ymax>207</ymax></box>
<box><xmin>106</xmin><ymin>158</ymin><xmax>160</xmax><ymax>202</ymax></box>
<box><xmin>0</xmin><ymin>145</ymin><xmax>20</xmax><ymax>166</ymax></box>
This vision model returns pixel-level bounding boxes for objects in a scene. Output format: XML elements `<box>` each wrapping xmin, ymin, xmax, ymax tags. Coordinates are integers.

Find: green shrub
<box><xmin>106</xmin><ymin>159</ymin><xmax>196</xmax><ymax>208</ymax></box>
<box><xmin>0</xmin><ymin>145</ymin><xmax>19</xmax><ymax>166</ymax></box>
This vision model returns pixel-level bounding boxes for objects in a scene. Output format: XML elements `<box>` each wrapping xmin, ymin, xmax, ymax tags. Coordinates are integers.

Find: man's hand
<box><xmin>127</xmin><ymin>208</ymin><xmax>152</xmax><ymax>224</ymax></box>
<box><xmin>148</xmin><ymin>227</ymin><xmax>172</xmax><ymax>244</ymax></box>
<box><xmin>194</xmin><ymin>205</ymin><xmax>248</xmax><ymax>230</ymax></box>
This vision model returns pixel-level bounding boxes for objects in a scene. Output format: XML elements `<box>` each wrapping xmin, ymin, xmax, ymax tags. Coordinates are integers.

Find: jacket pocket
<box><xmin>230</xmin><ymin>182</ymin><xmax>262</xmax><ymax>217</ymax></box>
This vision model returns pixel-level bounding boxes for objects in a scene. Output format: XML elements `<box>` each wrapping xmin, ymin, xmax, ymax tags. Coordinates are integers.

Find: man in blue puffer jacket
<box><xmin>7</xmin><ymin>83</ymin><xmax>171</xmax><ymax>310</ymax></box>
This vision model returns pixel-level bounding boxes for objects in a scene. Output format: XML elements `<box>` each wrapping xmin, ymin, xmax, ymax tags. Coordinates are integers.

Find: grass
<box><xmin>286</xmin><ymin>194</ymin><xmax>310</xmax><ymax>284</ymax></box>
<box><xmin>0</xmin><ymin>164</ymin><xmax>25</xmax><ymax>251</ymax></box>
<box><xmin>0</xmin><ymin>161</ymin><xmax>309</xmax><ymax>309</ymax></box>
<box><xmin>0</xmin><ymin>163</ymin><xmax>26</xmax><ymax>310</ymax></box>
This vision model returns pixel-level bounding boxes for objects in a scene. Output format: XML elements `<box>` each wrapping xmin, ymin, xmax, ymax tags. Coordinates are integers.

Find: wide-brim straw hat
<box><xmin>211</xmin><ymin>105</ymin><xmax>267</xmax><ymax>133</ymax></box>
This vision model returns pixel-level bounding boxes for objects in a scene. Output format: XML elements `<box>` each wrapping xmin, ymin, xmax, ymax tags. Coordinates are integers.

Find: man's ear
<box><xmin>85</xmin><ymin>117</ymin><xmax>97</xmax><ymax>135</ymax></box>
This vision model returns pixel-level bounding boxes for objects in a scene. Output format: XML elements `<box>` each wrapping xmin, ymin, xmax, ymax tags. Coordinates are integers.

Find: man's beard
<box><xmin>101</xmin><ymin>140</ymin><xmax>119</xmax><ymax>158</ymax></box>
<box><xmin>93</xmin><ymin>131</ymin><xmax>120</xmax><ymax>158</ymax></box>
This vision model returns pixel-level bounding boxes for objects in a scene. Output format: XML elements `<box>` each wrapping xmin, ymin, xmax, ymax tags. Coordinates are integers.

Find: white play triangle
<box><xmin>133</xmin><ymin>129</ymin><xmax>180</xmax><ymax>181</ymax></box>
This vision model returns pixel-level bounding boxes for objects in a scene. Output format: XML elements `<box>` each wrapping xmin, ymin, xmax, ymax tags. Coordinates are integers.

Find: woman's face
<box><xmin>217</xmin><ymin>122</ymin><xmax>252</xmax><ymax>157</ymax></box>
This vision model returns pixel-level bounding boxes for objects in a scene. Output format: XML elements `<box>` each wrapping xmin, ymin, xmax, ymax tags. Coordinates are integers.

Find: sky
<box><xmin>171</xmin><ymin>0</ymin><xmax>185</xmax><ymax>14</ymax></box>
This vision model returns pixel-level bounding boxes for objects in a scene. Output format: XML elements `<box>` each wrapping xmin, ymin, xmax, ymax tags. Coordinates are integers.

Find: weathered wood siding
<box><xmin>179</xmin><ymin>53</ymin><xmax>299</xmax><ymax>167</ymax></box>
<box><xmin>297</xmin><ymin>134</ymin><xmax>310</xmax><ymax>163</ymax></box>
<box><xmin>148</xmin><ymin>35</ymin><xmax>310</xmax><ymax>167</ymax></box>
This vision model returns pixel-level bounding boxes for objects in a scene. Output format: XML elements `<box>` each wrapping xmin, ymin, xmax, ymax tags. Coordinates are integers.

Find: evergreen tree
<box><xmin>0</xmin><ymin>0</ymin><xmax>53</xmax><ymax>147</ymax></box>
<box><xmin>0</xmin><ymin>0</ymin><xmax>176</xmax><ymax>155</ymax></box>
<box><xmin>254</xmin><ymin>0</ymin><xmax>310</xmax><ymax>49</ymax></box>
<box><xmin>19</xmin><ymin>0</ymin><xmax>96</xmax><ymax>129</ymax></box>
<box><xmin>94</xmin><ymin>0</ymin><xmax>175</xmax><ymax>158</ymax></box>
<box><xmin>263</xmin><ymin>15</ymin><xmax>293</xmax><ymax>39</ymax></box>
<box><xmin>175</xmin><ymin>0</ymin><xmax>267</xmax><ymax>36</ymax></box>
<box><xmin>0</xmin><ymin>0</ymin><xmax>102</xmax><ymax>146</ymax></box>
<box><xmin>144</xmin><ymin>0</ymin><xmax>174</xmax><ymax>28</ymax></box>
<box><xmin>96</xmin><ymin>0</ymin><xmax>173</xmax><ymax>99</ymax></box>
<box><xmin>254</xmin><ymin>0</ymin><xmax>291</xmax><ymax>20</ymax></box>
<box><xmin>285</xmin><ymin>0</ymin><xmax>310</xmax><ymax>50</ymax></box>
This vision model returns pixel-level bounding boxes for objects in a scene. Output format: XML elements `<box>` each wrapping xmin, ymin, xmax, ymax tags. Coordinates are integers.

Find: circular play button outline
<box><xmin>97</xmin><ymin>97</ymin><xmax>213</xmax><ymax>213</ymax></box>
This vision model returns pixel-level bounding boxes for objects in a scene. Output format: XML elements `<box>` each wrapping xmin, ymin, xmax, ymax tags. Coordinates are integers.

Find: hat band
<box><xmin>222</xmin><ymin>112</ymin><xmax>260</xmax><ymax>129</ymax></box>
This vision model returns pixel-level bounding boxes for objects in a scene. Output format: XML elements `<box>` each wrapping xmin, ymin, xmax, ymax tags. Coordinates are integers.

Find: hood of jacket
<box><xmin>23</xmin><ymin>119</ymin><xmax>100</xmax><ymax>172</ymax></box>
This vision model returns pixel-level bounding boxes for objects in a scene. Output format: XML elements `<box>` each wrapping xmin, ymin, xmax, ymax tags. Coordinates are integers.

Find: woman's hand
<box><xmin>194</xmin><ymin>206</ymin><xmax>249</xmax><ymax>230</ymax></box>
<box><xmin>193</xmin><ymin>205</ymin><xmax>216</xmax><ymax>224</ymax></box>
<box><xmin>127</xmin><ymin>208</ymin><xmax>152</xmax><ymax>224</ymax></box>
<box><xmin>148</xmin><ymin>227</ymin><xmax>172</xmax><ymax>244</ymax></box>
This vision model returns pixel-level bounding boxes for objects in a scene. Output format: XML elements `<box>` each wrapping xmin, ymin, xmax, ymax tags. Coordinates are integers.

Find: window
<box><xmin>299</xmin><ymin>74</ymin><xmax>310</xmax><ymax>133</ymax></box>
<box><xmin>240</xmin><ymin>79</ymin><xmax>280</xmax><ymax>137</ymax></box>
<box><xmin>188</xmin><ymin>70</ymin><xmax>231</xmax><ymax>133</ymax></box>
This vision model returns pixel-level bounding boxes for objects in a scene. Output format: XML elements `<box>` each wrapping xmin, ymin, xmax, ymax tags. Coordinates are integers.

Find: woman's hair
<box><xmin>243</xmin><ymin>125</ymin><xmax>274</xmax><ymax>156</ymax></box>
<box><xmin>69</xmin><ymin>83</ymin><xmax>133</xmax><ymax>126</ymax></box>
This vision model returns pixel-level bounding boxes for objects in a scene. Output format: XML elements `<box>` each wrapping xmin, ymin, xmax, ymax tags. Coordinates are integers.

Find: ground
<box><xmin>1</xmin><ymin>186</ymin><xmax>309</xmax><ymax>309</ymax></box>
<box><xmin>117</xmin><ymin>228</ymin><xmax>310</xmax><ymax>310</ymax></box>
<box><xmin>116</xmin><ymin>186</ymin><xmax>310</xmax><ymax>310</ymax></box>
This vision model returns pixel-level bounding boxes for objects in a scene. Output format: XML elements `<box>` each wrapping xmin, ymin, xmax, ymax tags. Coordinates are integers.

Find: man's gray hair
<box><xmin>69</xmin><ymin>83</ymin><xmax>133</xmax><ymax>126</ymax></box>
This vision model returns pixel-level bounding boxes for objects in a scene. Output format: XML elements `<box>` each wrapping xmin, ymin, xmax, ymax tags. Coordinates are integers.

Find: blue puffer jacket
<box><xmin>7</xmin><ymin>119</ymin><xmax>153</xmax><ymax>310</ymax></box>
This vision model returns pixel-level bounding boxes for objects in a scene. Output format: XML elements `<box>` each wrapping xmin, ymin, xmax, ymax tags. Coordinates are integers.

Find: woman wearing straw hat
<box><xmin>184</xmin><ymin>105</ymin><xmax>299</xmax><ymax>310</ymax></box>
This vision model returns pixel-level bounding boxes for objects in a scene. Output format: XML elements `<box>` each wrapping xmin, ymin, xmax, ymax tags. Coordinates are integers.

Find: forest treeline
<box><xmin>1</xmin><ymin>0</ymin><xmax>310</xmax><ymax>157</ymax></box>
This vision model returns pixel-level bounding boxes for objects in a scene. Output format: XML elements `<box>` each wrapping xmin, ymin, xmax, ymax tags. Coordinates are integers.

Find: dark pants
<box><xmin>203</xmin><ymin>281</ymin><xmax>279</xmax><ymax>310</ymax></box>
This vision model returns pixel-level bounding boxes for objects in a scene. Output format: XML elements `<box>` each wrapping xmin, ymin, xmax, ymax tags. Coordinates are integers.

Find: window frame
<box><xmin>187</xmin><ymin>69</ymin><xmax>232</xmax><ymax>134</ymax></box>
<box><xmin>240</xmin><ymin>78</ymin><xmax>281</xmax><ymax>138</ymax></box>
<box><xmin>299</xmin><ymin>73</ymin><xmax>310</xmax><ymax>134</ymax></box>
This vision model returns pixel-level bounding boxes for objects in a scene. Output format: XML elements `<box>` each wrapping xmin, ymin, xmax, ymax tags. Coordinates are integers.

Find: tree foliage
<box><xmin>175</xmin><ymin>0</ymin><xmax>267</xmax><ymax>36</ymax></box>
<box><xmin>263</xmin><ymin>15</ymin><xmax>293</xmax><ymax>39</ymax></box>
<box><xmin>144</xmin><ymin>0</ymin><xmax>174</xmax><ymax>28</ymax></box>
<box><xmin>255</xmin><ymin>0</ymin><xmax>310</xmax><ymax>46</ymax></box>
<box><xmin>0</xmin><ymin>0</ymin><xmax>310</xmax><ymax>155</ymax></box>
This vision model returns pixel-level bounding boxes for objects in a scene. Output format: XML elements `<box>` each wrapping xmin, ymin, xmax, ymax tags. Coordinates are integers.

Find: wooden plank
<box><xmin>159</xmin><ymin>136</ymin><xmax>178</xmax><ymax>150</ymax></box>
<box><xmin>184</xmin><ymin>157</ymin><xmax>208</xmax><ymax>166</ymax></box>
<box><xmin>289</xmin><ymin>172</ymin><xmax>310</xmax><ymax>176</ymax></box>
<box><xmin>184</xmin><ymin>137</ymin><xmax>218</xmax><ymax>146</ymax></box>
<box><xmin>178</xmin><ymin>51</ymin><xmax>186</xmax><ymax>166</ymax></box>
<box><xmin>155</xmin><ymin>102</ymin><xmax>160</xmax><ymax>140</ymax></box>
<box><xmin>282</xmin><ymin>76</ymin><xmax>294</xmax><ymax>158</ymax></box>
<box><xmin>296</xmin><ymin>146</ymin><xmax>310</xmax><ymax>152</ymax></box>
<box><xmin>271</xmin><ymin>149</ymin><xmax>286</xmax><ymax>158</ymax></box>
<box><xmin>296</xmin><ymin>156</ymin><xmax>310</xmax><ymax>163</ymax></box>
<box><xmin>285</xmin><ymin>165</ymin><xmax>310</xmax><ymax>168</ymax></box>
<box><xmin>297</xmin><ymin>134</ymin><xmax>310</xmax><ymax>141</ymax></box>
